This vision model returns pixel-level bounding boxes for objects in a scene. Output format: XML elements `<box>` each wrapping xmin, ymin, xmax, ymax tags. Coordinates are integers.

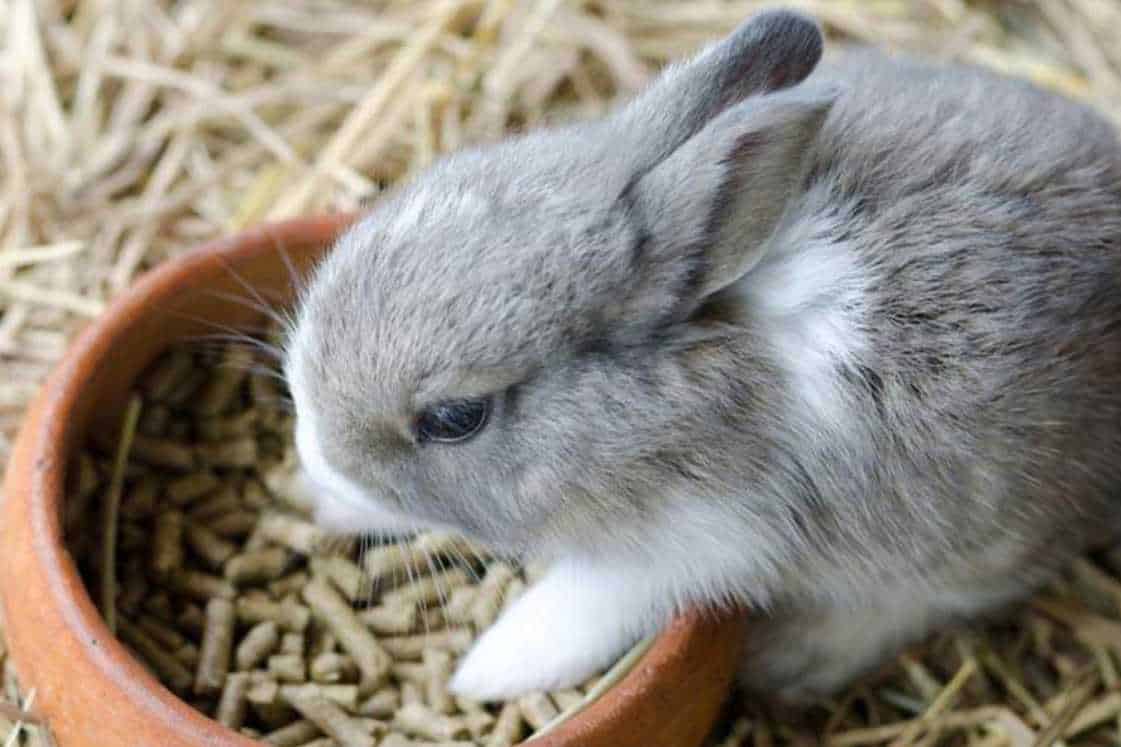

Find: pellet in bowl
<box><xmin>68</xmin><ymin>343</ymin><xmax>650</xmax><ymax>746</ymax></box>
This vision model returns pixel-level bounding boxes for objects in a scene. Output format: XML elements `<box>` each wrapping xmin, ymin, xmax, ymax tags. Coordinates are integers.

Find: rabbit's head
<box><xmin>285</xmin><ymin>9</ymin><xmax>836</xmax><ymax>560</ymax></box>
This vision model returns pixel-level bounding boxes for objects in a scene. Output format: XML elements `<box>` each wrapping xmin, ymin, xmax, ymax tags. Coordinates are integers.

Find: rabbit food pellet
<box><xmin>67</xmin><ymin>345</ymin><xmax>628</xmax><ymax>746</ymax></box>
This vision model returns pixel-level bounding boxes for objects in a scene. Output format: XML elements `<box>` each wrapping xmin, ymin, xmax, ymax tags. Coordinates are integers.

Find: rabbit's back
<box><xmin>746</xmin><ymin>52</ymin><xmax>1121</xmax><ymax>598</ymax></box>
<box><xmin>812</xmin><ymin>51</ymin><xmax>1121</xmax><ymax>408</ymax></box>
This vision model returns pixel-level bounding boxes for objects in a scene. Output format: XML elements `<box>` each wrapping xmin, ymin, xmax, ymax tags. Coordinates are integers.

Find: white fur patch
<box><xmin>736</xmin><ymin>213</ymin><xmax>867</xmax><ymax>430</ymax></box>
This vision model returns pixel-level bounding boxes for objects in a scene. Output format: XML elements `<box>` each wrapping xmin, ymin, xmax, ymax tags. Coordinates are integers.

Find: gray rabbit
<box><xmin>283</xmin><ymin>9</ymin><xmax>1121</xmax><ymax>701</ymax></box>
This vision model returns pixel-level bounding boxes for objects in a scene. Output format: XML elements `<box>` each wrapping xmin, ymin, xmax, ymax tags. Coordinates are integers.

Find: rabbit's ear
<box><xmin>623</xmin><ymin>85</ymin><xmax>837</xmax><ymax>304</ymax></box>
<box><xmin>612</xmin><ymin>9</ymin><xmax>824</xmax><ymax>171</ymax></box>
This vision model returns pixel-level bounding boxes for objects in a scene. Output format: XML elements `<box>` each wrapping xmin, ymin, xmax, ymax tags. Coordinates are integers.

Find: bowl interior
<box><xmin>5</xmin><ymin>216</ymin><xmax>348</xmax><ymax>747</ymax></box>
<box><xmin>76</xmin><ymin>225</ymin><xmax>330</xmax><ymax>439</ymax></box>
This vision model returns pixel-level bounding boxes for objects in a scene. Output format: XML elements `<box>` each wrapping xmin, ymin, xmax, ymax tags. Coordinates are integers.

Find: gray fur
<box><xmin>286</xmin><ymin>8</ymin><xmax>1121</xmax><ymax>700</ymax></box>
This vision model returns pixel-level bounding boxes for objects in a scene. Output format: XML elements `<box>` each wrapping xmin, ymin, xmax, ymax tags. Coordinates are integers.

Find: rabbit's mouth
<box><xmin>311</xmin><ymin>482</ymin><xmax>424</xmax><ymax>536</ymax></box>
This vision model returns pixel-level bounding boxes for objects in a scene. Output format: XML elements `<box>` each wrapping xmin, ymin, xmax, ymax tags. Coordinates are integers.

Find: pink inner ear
<box><xmin>756</xmin><ymin>14</ymin><xmax>825</xmax><ymax>91</ymax></box>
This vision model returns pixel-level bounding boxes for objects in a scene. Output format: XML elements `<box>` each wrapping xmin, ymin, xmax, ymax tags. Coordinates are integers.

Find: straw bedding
<box><xmin>2</xmin><ymin>1</ymin><xmax>1121</xmax><ymax>744</ymax></box>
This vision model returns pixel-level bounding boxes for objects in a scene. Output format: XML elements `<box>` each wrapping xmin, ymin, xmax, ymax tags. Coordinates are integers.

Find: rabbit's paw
<box><xmin>449</xmin><ymin>562</ymin><xmax>643</xmax><ymax>701</ymax></box>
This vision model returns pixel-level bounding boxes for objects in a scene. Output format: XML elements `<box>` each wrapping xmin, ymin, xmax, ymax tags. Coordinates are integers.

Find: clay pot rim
<box><xmin>3</xmin><ymin>214</ymin><xmax>746</xmax><ymax>746</ymax></box>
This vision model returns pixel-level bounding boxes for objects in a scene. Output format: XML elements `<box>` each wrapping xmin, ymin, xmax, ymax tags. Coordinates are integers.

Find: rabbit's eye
<box><xmin>414</xmin><ymin>398</ymin><xmax>491</xmax><ymax>444</ymax></box>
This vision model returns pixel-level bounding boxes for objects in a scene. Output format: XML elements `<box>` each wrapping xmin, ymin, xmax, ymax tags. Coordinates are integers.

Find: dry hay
<box><xmin>2</xmin><ymin>1</ymin><xmax>1121</xmax><ymax>745</ymax></box>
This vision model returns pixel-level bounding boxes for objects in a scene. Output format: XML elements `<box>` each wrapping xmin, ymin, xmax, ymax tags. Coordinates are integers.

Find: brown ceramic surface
<box><xmin>0</xmin><ymin>215</ymin><xmax>747</xmax><ymax>746</ymax></box>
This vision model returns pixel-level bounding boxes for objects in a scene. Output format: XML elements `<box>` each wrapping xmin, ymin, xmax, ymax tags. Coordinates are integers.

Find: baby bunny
<box><xmin>284</xmin><ymin>8</ymin><xmax>1121</xmax><ymax>702</ymax></box>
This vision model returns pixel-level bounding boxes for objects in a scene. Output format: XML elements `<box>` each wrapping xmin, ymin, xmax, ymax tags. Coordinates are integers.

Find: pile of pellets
<box><xmin>66</xmin><ymin>345</ymin><xmax>610</xmax><ymax>747</ymax></box>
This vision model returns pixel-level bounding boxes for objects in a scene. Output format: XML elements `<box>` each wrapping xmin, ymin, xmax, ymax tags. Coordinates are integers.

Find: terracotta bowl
<box><xmin>0</xmin><ymin>215</ymin><xmax>747</xmax><ymax>746</ymax></box>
